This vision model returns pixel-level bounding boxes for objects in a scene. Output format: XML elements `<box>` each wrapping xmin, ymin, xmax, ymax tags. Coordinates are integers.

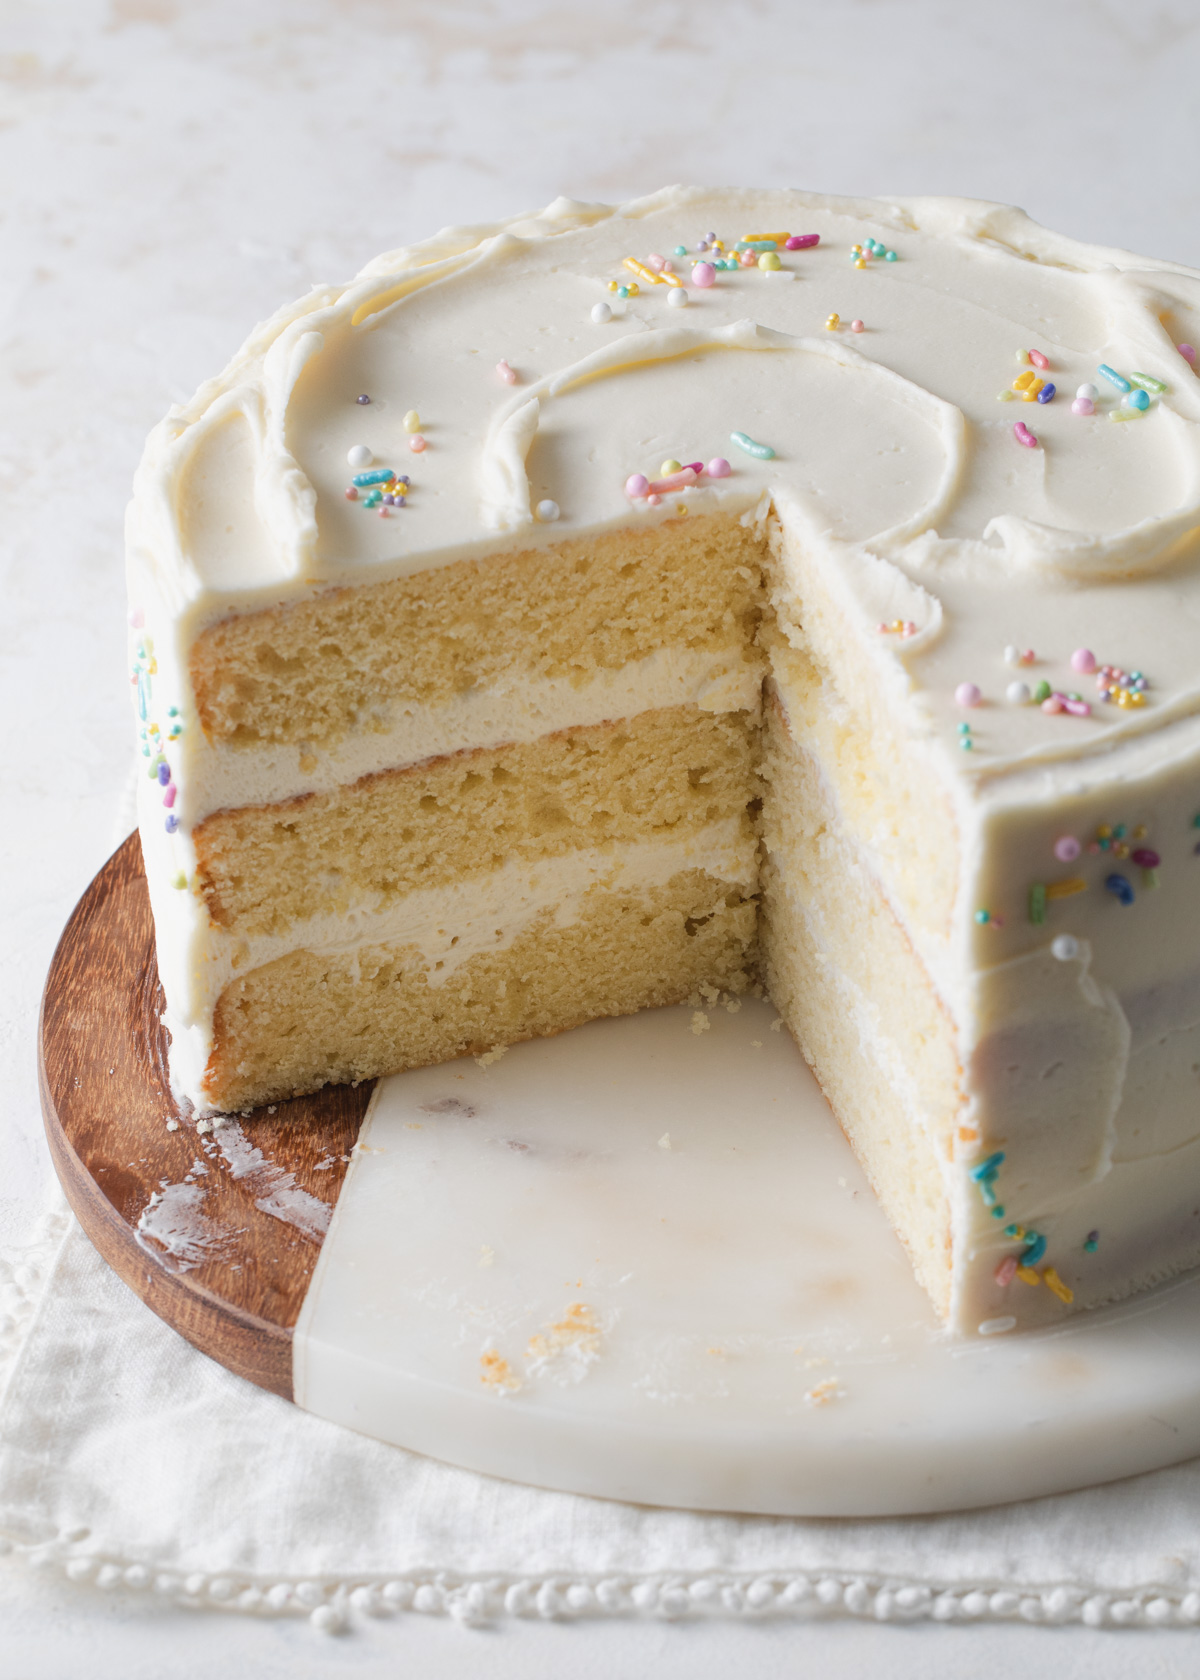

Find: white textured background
<box><xmin>3</xmin><ymin>1</ymin><xmax>1200</xmax><ymax>1673</ymax></box>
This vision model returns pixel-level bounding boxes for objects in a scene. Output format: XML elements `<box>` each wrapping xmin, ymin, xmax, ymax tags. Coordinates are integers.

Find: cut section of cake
<box><xmin>127</xmin><ymin>187</ymin><xmax>1200</xmax><ymax>1334</ymax></box>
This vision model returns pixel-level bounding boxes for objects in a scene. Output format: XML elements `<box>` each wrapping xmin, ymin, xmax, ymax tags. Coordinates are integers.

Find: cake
<box><xmin>126</xmin><ymin>187</ymin><xmax>1200</xmax><ymax>1336</ymax></box>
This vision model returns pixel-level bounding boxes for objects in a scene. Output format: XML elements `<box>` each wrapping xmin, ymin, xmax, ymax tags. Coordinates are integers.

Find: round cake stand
<box><xmin>41</xmin><ymin>836</ymin><xmax>1200</xmax><ymax>1515</ymax></box>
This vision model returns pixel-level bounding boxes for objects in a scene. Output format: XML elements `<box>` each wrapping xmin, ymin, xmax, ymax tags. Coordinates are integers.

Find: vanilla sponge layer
<box><xmin>194</xmin><ymin>705</ymin><xmax>759</xmax><ymax>939</ymax></box>
<box><xmin>191</xmin><ymin>512</ymin><xmax>765</xmax><ymax>750</ymax></box>
<box><xmin>204</xmin><ymin>867</ymin><xmax>758</xmax><ymax>1111</ymax></box>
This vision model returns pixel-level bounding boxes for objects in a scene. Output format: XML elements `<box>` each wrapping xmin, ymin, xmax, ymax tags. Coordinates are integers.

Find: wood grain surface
<box><xmin>37</xmin><ymin>833</ymin><xmax>374</xmax><ymax>1399</ymax></box>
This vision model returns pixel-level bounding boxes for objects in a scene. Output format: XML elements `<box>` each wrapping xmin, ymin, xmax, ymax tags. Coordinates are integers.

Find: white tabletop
<box><xmin>4</xmin><ymin>1</ymin><xmax>1200</xmax><ymax>1672</ymax></box>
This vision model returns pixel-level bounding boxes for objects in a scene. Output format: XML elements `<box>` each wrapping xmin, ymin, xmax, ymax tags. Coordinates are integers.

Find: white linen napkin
<box><xmin>3</xmin><ymin>1203</ymin><xmax>1200</xmax><ymax>1634</ymax></box>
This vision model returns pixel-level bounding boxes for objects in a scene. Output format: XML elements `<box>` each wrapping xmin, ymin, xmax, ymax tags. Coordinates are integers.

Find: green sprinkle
<box><xmin>1029</xmin><ymin>882</ymin><xmax>1047</xmax><ymax>925</ymax></box>
<box><xmin>730</xmin><ymin>430</ymin><xmax>776</xmax><ymax>460</ymax></box>
<box><xmin>974</xmin><ymin>908</ymin><xmax>990</xmax><ymax>924</ymax></box>
<box><xmin>1128</xmin><ymin>372</ymin><xmax>1168</xmax><ymax>394</ymax></box>
<box><xmin>1033</xmin><ymin>680</ymin><xmax>1052</xmax><ymax>703</ymax></box>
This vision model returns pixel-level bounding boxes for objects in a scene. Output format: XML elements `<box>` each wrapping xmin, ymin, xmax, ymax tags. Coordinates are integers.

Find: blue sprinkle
<box><xmin>1098</xmin><ymin>363</ymin><xmax>1132</xmax><ymax>393</ymax></box>
<box><xmin>991</xmin><ymin>1206</ymin><xmax>1006</xmax><ymax>1218</ymax></box>
<box><xmin>730</xmin><ymin>430</ymin><xmax>775</xmax><ymax>460</ymax></box>
<box><xmin>352</xmin><ymin>469</ymin><xmax>395</xmax><ymax>487</ymax></box>
<box><xmin>1022</xmin><ymin>1232</ymin><xmax>1047</xmax><ymax>1267</ymax></box>
<box><xmin>165</xmin><ymin>814</ymin><xmax>179</xmax><ymax>834</ymax></box>
<box><xmin>1126</xmin><ymin>388</ymin><xmax>1150</xmax><ymax>411</ymax></box>
<box><xmin>969</xmin><ymin>1151</ymin><xmax>1005</xmax><ymax>1182</ymax></box>
<box><xmin>157</xmin><ymin>762</ymin><xmax>170</xmax><ymax>786</ymax></box>
<box><xmin>1105</xmin><ymin>872</ymin><xmax>1135</xmax><ymax>905</ymax></box>
<box><xmin>1036</xmin><ymin>383</ymin><xmax>1056</xmax><ymax>404</ymax></box>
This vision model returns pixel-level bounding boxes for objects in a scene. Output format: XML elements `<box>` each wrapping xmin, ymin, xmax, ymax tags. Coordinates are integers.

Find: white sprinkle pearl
<box><xmin>667</xmin><ymin>287</ymin><xmax>688</xmax><ymax>308</ymax></box>
<box><xmin>1076</xmin><ymin>383</ymin><xmax>1098</xmax><ymax>401</ymax></box>
<box><xmin>1051</xmin><ymin>935</ymin><xmax>1080</xmax><ymax>962</ymax></box>
<box><xmin>1006</xmin><ymin>680</ymin><xmax>1031</xmax><ymax>704</ymax></box>
<box><xmin>591</xmin><ymin>301</ymin><xmax>613</xmax><ymax>324</ymax></box>
<box><xmin>1003</xmin><ymin>645</ymin><xmax>1021</xmax><ymax>667</ymax></box>
<box><xmin>346</xmin><ymin>444</ymin><xmax>373</xmax><ymax>468</ymax></box>
<box><xmin>535</xmin><ymin>499</ymin><xmax>560</xmax><ymax>522</ymax></box>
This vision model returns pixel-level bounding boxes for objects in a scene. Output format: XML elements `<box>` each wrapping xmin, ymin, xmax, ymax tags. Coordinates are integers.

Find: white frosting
<box><xmin>127</xmin><ymin>187</ymin><xmax>1200</xmax><ymax>1331</ymax></box>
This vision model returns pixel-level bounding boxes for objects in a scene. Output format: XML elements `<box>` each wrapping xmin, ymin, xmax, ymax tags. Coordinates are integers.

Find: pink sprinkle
<box><xmin>378</xmin><ymin>506</ymin><xmax>389</xmax><ymax>517</ymax></box>
<box><xmin>1028</xmin><ymin>349</ymin><xmax>1049</xmax><ymax>370</ymax></box>
<box><xmin>901</xmin><ymin>621</ymin><xmax>917</xmax><ymax>637</ymax></box>
<box><xmin>850</xmin><ymin>319</ymin><xmax>865</xmax><ymax>333</ymax></box>
<box><xmin>1064</xmin><ymin>698</ymin><xmax>1092</xmax><ymax>716</ymax></box>
<box><xmin>1071</xmin><ymin>397</ymin><xmax>1095</xmax><ymax>416</ymax></box>
<box><xmin>647</xmin><ymin>253</ymin><xmax>666</xmax><ymax>272</ymax></box>
<box><xmin>625</xmin><ymin>474</ymin><xmax>649</xmax><ymax>499</ymax></box>
<box><xmin>1179</xmin><ymin>343</ymin><xmax>1197</xmax><ymax>363</ymax></box>
<box><xmin>876</xmin><ymin>622</ymin><xmax>888</xmax><ymax>634</ymax></box>
<box><xmin>647</xmin><ymin>493</ymin><xmax>661</xmax><ymax>506</ymax></box>
<box><xmin>163</xmin><ymin>784</ymin><xmax>176</xmax><ymax>808</ymax></box>
<box><xmin>344</xmin><ymin>487</ymin><xmax>358</xmax><ymax>499</ymax></box>
<box><xmin>955</xmin><ymin>682</ymin><xmax>982</xmax><ymax>708</ymax></box>
<box><xmin>496</xmin><ymin>359</ymin><xmax>517</xmax><ymax>384</ymax></box>
<box><xmin>683</xmin><ymin>461</ymin><xmax>705</xmax><ymax>475</ymax></box>
<box><xmin>1071</xmin><ymin>648</ymin><xmax>1097</xmax><ymax>674</ymax></box>
<box><xmin>1019</xmin><ymin>649</ymin><xmax>1036</xmax><ymax>665</ymax></box>
<box><xmin>691</xmin><ymin>262</ymin><xmax>716</xmax><ymax>288</ymax></box>
<box><xmin>1042</xmin><ymin>694</ymin><xmax>1065</xmax><ymax>714</ymax></box>
<box><xmin>1054</xmin><ymin>836</ymin><xmax>1081</xmax><ymax>862</ymax></box>
<box><xmin>647</xmin><ymin>467</ymin><xmax>699</xmax><ymax>494</ymax></box>
<box><xmin>707</xmin><ymin>456</ymin><xmax>731</xmax><ymax>478</ymax></box>
<box><xmin>129</xmin><ymin>607</ymin><xmax>145</xmax><ymax>628</ymax></box>
<box><xmin>409</xmin><ymin>435</ymin><xmax>426</xmax><ymax>453</ymax></box>
<box><xmin>994</xmin><ymin>1255</ymin><xmax>1019</xmax><ymax>1287</ymax></box>
<box><xmin>786</xmin><ymin>234</ymin><xmax>820</xmax><ymax>249</ymax></box>
<box><xmin>739</xmin><ymin>250</ymin><xmax>756</xmax><ymax>268</ymax></box>
<box><xmin>1013</xmin><ymin>421</ymin><xmax>1038</xmax><ymax>448</ymax></box>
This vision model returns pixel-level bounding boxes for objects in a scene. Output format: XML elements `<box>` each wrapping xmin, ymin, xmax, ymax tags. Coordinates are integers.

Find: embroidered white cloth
<box><xmin>1</xmin><ymin>1204</ymin><xmax>1200</xmax><ymax>1632</ymax></box>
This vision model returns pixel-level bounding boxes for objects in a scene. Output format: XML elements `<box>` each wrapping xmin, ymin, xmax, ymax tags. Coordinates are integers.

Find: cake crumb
<box><xmin>837</xmin><ymin>1177</ymin><xmax>847</xmax><ymax>1189</ymax></box>
<box><xmin>769</xmin><ymin>1017</ymin><xmax>783</xmax><ymax>1032</ymax></box>
<box><xmin>750</xmin><ymin>1040</ymin><xmax>763</xmax><ymax>1049</ymax></box>
<box><xmin>165</xmin><ymin>1120</ymin><xmax>179</xmax><ymax>1132</ymax></box>
<box><xmin>699</xmin><ymin>983</ymin><xmax>720</xmax><ymax>1004</ymax></box>
<box><xmin>723</xmin><ymin>997</ymin><xmax>741</xmax><ymax>1013</ymax></box>
<box><xmin>195</xmin><ymin>1120</ymin><xmax>213</xmax><ymax>1135</ymax></box>
<box><xmin>658</xmin><ymin>1132</ymin><xmax>672</xmax><ymax>1150</ymax></box>
<box><xmin>805</xmin><ymin>1356</ymin><xmax>831</xmax><ymax>1368</ymax></box>
<box><xmin>805</xmin><ymin>1377</ymin><xmax>845</xmax><ymax>1407</ymax></box>
<box><xmin>475</xmin><ymin>1044</ymin><xmax>508</xmax><ymax>1068</ymax></box>
<box><xmin>479</xmin><ymin>1245</ymin><xmax>495</xmax><ymax>1267</ymax></box>
<box><xmin>480</xmin><ymin>1350</ymin><xmax>521</xmax><ymax>1394</ymax></box>
<box><xmin>691</xmin><ymin>1011</ymin><xmax>711</xmax><ymax>1035</ymax></box>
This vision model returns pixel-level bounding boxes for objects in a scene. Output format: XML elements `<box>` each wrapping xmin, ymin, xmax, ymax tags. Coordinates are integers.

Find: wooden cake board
<box><xmin>38</xmin><ymin>835</ymin><xmax>1200</xmax><ymax>1517</ymax></box>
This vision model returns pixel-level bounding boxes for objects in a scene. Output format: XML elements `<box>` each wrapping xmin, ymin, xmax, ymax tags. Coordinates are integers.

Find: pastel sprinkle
<box><xmin>825</xmin><ymin>313</ymin><xmax>839</xmax><ymax>331</ymax></box>
<box><xmin>409</xmin><ymin>434</ymin><xmax>426</xmax><ymax>452</ymax></box>
<box><xmin>625</xmin><ymin>474</ymin><xmax>649</xmax><ymax>498</ymax></box>
<box><xmin>757</xmin><ymin>252</ymin><xmax>782</xmax><ymax>271</ymax></box>
<box><xmin>667</xmin><ymin>287</ymin><xmax>688</xmax><ymax>307</ymax></box>
<box><xmin>1028</xmin><ymin>349</ymin><xmax>1049</xmax><ymax>370</ymax></box>
<box><xmin>1072</xmin><ymin>397</ymin><xmax>1095</xmax><ymax>416</ymax></box>
<box><xmin>1052</xmin><ymin>935</ymin><xmax>1080</xmax><ymax>961</ymax></box>
<box><xmin>1006</xmin><ymin>680</ymin><xmax>1030</xmax><ymax>704</ymax></box>
<box><xmin>955</xmin><ymin>682</ymin><xmax>982</xmax><ymax>708</ymax></box>
<box><xmin>403</xmin><ymin>410</ymin><xmax>421</xmax><ymax>432</ymax></box>
<box><xmin>1084</xmin><ymin>1231</ymin><xmax>1099</xmax><ymax>1252</ymax></box>
<box><xmin>351</xmin><ymin>469</ymin><xmax>394</xmax><ymax>486</ymax></box>
<box><xmin>1179</xmin><ymin>343</ymin><xmax>1197</xmax><ymax>363</ymax></box>
<box><xmin>347</xmin><ymin>444</ymin><xmax>373</xmax><ymax>468</ymax></box>
<box><xmin>1109</xmin><ymin>407</ymin><xmax>1141</xmax><ymax>423</ymax></box>
<box><xmin>850</xmin><ymin>319</ymin><xmax>865</xmax><ymax>333</ymax></box>
<box><xmin>1125</xmin><ymin>388</ymin><xmax>1150</xmax><ymax>411</ymax></box>
<box><xmin>356</xmin><ymin>394</ymin><xmax>370</xmax><ymax>405</ymax></box>
<box><xmin>1128</xmin><ymin>372</ymin><xmax>1167</xmax><ymax>393</ymax></box>
<box><xmin>730</xmin><ymin>430</ymin><xmax>775</xmax><ymax>460</ymax></box>
<box><xmin>535</xmin><ymin>499</ymin><xmax>560</xmax><ymax>522</ymax></box>
<box><xmin>1054</xmin><ymin>835</ymin><xmax>1081</xmax><ymax>861</ymax></box>
<box><xmin>661</xmin><ymin>459</ymin><xmax>683</xmax><ymax>476</ymax></box>
<box><xmin>707</xmin><ymin>457</ymin><xmax>731</xmax><ymax>478</ymax></box>
<box><xmin>591</xmin><ymin>301</ymin><xmax>613</xmax><ymax>324</ymax></box>
<box><xmin>786</xmin><ymin>234</ymin><xmax>820</xmax><ymax>249</ymax></box>
<box><xmin>496</xmin><ymin>359</ymin><xmax>517</xmax><ymax>384</ymax></box>
<box><xmin>1105</xmin><ymin>873</ymin><xmax>1135</xmax><ymax>905</ymax></box>
<box><xmin>1036</xmin><ymin>383</ymin><xmax>1056</xmax><ymax>404</ymax></box>
<box><xmin>1097</xmin><ymin>364</ymin><xmax>1131</xmax><ymax>392</ymax></box>
<box><xmin>691</xmin><ymin>262</ymin><xmax>716</xmax><ymax>288</ymax></box>
<box><xmin>884</xmin><ymin>250</ymin><xmax>897</xmax><ymax>261</ymax></box>
<box><xmin>994</xmin><ymin>1255</ymin><xmax>1019</xmax><ymax>1287</ymax></box>
<box><xmin>1013</xmin><ymin>421</ymin><xmax>1038</xmax><ymax>448</ymax></box>
<box><xmin>1071</xmin><ymin>648</ymin><xmax>1097</xmax><ymax>674</ymax></box>
<box><xmin>1043</xmin><ymin>1267</ymin><xmax>1074</xmax><ymax>1305</ymax></box>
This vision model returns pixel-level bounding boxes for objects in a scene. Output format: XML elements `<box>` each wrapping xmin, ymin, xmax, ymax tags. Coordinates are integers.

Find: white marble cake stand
<box><xmin>293</xmin><ymin>997</ymin><xmax>1200</xmax><ymax>1516</ymax></box>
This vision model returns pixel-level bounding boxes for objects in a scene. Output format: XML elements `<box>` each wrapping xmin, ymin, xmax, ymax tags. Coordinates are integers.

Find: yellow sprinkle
<box><xmin>1043</xmin><ymin>1266</ymin><xmax>1074</xmax><ymax>1304</ymax></box>
<box><xmin>998</xmin><ymin>390</ymin><xmax>1015</xmax><ymax>402</ymax></box>
<box><xmin>854</xmin><ymin>258</ymin><xmax>866</xmax><ymax>269</ymax></box>
<box><xmin>626</xmin><ymin>281</ymin><xmax>639</xmax><ymax>296</ymax></box>
<box><xmin>743</xmin><ymin>232</ymin><xmax>790</xmax><ymax>244</ymax></box>
<box><xmin>1016</xmin><ymin>349</ymin><xmax>1031</xmax><ymax>364</ymax></box>
<box><xmin>403</xmin><ymin>410</ymin><xmax>420</xmax><ymax>432</ymax></box>
<box><xmin>1045</xmin><ymin>877</ymin><xmax>1087</xmax><ymax>900</ymax></box>
<box><xmin>607</xmin><ymin>280</ymin><xmax>619</xmax><ymax>292</ymax></box>
<box><xmin>1097</xmin><ymin>825</ymin><xmax>1112</xmax><ymax>838</ymax></box>
<box><xmin>758</xmin><ymin>252</ymin><xmax>782</xmax><ymax>271</ymax></box>
<box><xmin>1022</xmin><ymin>378</ymin><xmax>1044</xmax><ymax>401</ymax></box>
<box><xmin>1109</xmin><ymin>407</ymin><xmax>1140</xmax><ymax>422</ymax></box>
<box><xmin>1133</xmin><ymin>825</ymin><xmax>1147</xmax><ymax>839</ymax></box>
<box><xmin>676</xmin><ymin>502</ymin><xmax>689</xmax><ymax>516</ymax></box>
<box><xmin>1131</xmin><ymin>691</ymin><xmax>1146</xmax><ymax>706</ymax></box>
<box><xmin>661</xmin><ymin>458</ymin><xmax>682</xmax><ymax>475</ymax></box>
<box><xmin>1013</xmin><ymin>371</ymin><xmax>1035</xmax><ymax>391</ymax></box>
<box><xmin>624</xmin><ymin>257</ymin><xmax>669</xmax><ymax>286</ymax></box>
<box><xmin>825</xmin><ymin>313</ymin><xmax>840</xmax><ymax>331</ymax></box>
<box><xmin>1016</xmin><ymin>1266</ymin><xmax>1041</xmax><ymax>1287</ymax></box>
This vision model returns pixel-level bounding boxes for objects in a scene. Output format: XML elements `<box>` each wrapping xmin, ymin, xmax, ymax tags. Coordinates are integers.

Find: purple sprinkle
<box><xmin>396</xmin><ymin>496</ymin><xmax>406</xmax><ymax>506</ymax></box>
<box><xmin>156</xmin><ymin>762</ymin><xmax>170</xmax><ymax>785</ymax></box>
<box><xmin>357</xmin><ymin>393</ymin><xmax>371</xmax><ymax>404</ymax></box>
<box><xmin>165</xmin><ymin>814</ymin><xmax>179</xmax><ymax>834</ymax></box>
<box><xmin>1179</xmin><ymin>344</ymin><xmax>1197</xmax><ymax>363</ymax></box>
<box><xmin>382</xmin><ymin>493</ymin><xmax>395</xmax><ymax>505</ymax></box>
<box><xmin>786</xmin><ymin>234</ymin><xmax>820</xmax><ymax>250</ymax></box>
<box><xmin>1132</xmin><ymin>847</ymin><xmax>1161</xmax><ymax>868</ymax></box>
<box><xmin>1036</xmin><ymin>382</ymin><xmax>1056</xmax><ymax>404</ymax></box>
